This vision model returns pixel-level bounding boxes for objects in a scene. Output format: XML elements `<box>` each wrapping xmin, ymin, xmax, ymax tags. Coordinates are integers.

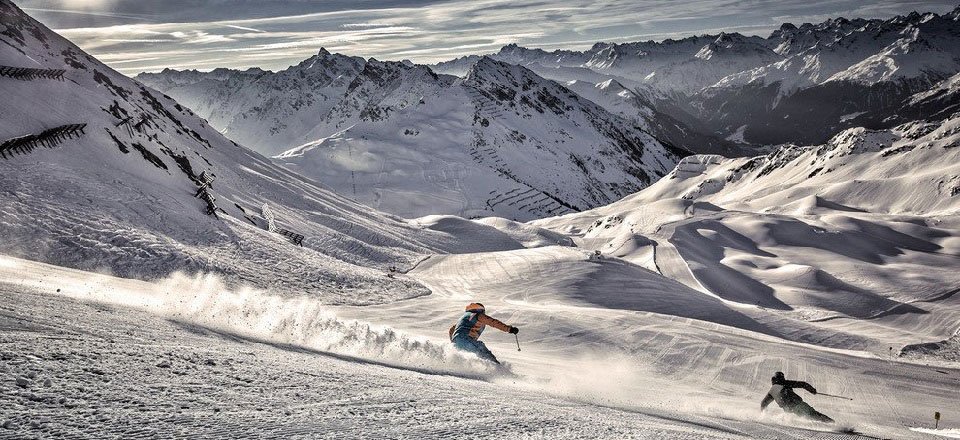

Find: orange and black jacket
<box><xmin>449</xmin><ymin>304</ymin><xmax>511</xmax><ymax>341</ymax></box>
<box><xmin>761</xmin><ymin>380</ymin><xmax>816</xmax><ymax>410</ymax></box>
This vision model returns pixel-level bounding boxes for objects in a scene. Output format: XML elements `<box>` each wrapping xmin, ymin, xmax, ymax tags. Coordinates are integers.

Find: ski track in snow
<box><xmin>346</xmin><ymin>247</ymin><xmax>958</xmax><ymax>439</ymax></box>
<box><xmin>3</xmin><ymin>250</ymin><xmax>956</xmax><ymax>439</ymax></box>
<box><xmin>0</xmin><ymin>256</ymin><xmax>849</xmax><ymax>440</ymax></box>
<box><xmin>912</xmin><ymin>427</ymin><xmax>960</xmax><ymax>439</ymax></box>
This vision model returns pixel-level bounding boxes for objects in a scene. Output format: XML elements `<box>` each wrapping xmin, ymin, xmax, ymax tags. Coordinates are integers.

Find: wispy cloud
<box><xmin>17</xmin><ymin>0</ymin><xmax>959</xmax><ymax>75</ymax></box>
<box><xmin>22</xmin><ymin>6</ymin><xmax>152</xmax><ymax>22</ymax></box>
<box><xmin>224</xmin><ymin>24</ymin><xmax>265</xmax><ymax>33</ymax></box>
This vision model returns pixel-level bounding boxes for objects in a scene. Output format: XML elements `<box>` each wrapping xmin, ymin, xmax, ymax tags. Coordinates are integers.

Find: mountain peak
<box><xmin>344</xmin><ymin>57</ymin><xmax>440</xmax><ymax>96</ymax></box>
<box><xmin>476</xmin><ymin>55</ymin><xmax>502</xmax><ymax>66</ymax></box>
<box><xmin>712</xmin><ymin>32</ymin><xmax>743</xmax><ymax>45</ymax></box>
<box><xmin>949</xmin><ymin>5</ymin><xmax>960</xmax><ymax>19</ymax></box>
<box><xmin>463</xmin><ymin>56</ymin><xmax>526</xmax><ymax>84</ymax></box>
<box><xmin>596</xmin><ymin>78</ymin><xmax>633</xmax><ymax>97</ymax></box>
<box><xmin>495</xmin><ymin>43</ymin><xmax>551</xmax><ymax>63</ymax></box>
<box><xmin>281</xmin><ymin>49</ymin><xmax>366</xmax><ymax>81</ymax></box>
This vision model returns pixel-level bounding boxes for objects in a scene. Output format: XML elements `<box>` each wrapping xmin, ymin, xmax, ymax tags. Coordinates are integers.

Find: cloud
<box><xmin>21</xmin><ymin>6</ymin><xmax>152</xmax><ymax>22</ymax></box>
<box><xmin>224</xmin><ymin>24</ymin><xmax>265</xmax><ymax>33</ymax></box>
<box><xmin>18</xmin><ymin>0</ymin><xmax>960</xmax><ymax>75</ymax></box>
<box><xmin>169</xmin><ymin>30</ymin><xmax>237</xmax><ymax>44</ymax></box>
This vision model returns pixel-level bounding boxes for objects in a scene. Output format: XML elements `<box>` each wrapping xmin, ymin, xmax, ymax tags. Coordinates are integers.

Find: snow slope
<box><xmin>273</xmin><ymin>57</ymin><xmax>682</xmax><ymax>221</ymax></box>
<box><xmin>5</xmin><ymin>255</ymin><xmax>898</xmax><ymax>440</ymax></box>
<box><xmin>8</xmin><ymin>117</ymin><xmax>953</xmax><ymax>436</ymax></box>
<box><xmin>4</xmin><ymin>236</ymin><xmax>956</xmax><ymax>439</ymax></box>
<box><xmin>533</xmin><ymin>116</ymin><xmax>960</xmax><ymax>352</ymax></box>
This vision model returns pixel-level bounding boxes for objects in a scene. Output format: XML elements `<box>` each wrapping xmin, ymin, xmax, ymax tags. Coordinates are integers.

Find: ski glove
<box><xmin>810</xmin><ymin>387</ymin><xmax>817</xmax><ymax>395</ymax></box>
<box><xmin>509</xmin><ymin>326</ymin><xmax>519</xmax><ymax>334</ymax></box>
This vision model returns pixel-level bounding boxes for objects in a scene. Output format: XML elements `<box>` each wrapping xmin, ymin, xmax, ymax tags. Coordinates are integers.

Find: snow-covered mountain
<box><xmin>137</xmin><ymin>49</ymin><xmax>366</xmax><ymax>156</ymax></box>
<box><xmin>432</xmin><ymin>36</ymin><xmax>782</xmax><ymax>151</ymax></box>
<box><xmin>0</xmin><ymin>0</ymin><xmax>547</xmax><ymax>299</ymax></box>
<box><xmin>434</xmin><ymin>7</ymin><xmax>960</xmax><ymax>147</ymax></box>
<box><xmin>134</xmin><ymin>6</ymin><xmax>960</xmax><ymax>207</ymax></box>
<box><xmin>273</xmin><ymin>57</ymin><xmax>683</xmax><ymax>220</ymax></box>
<box><xmin>140</xmin><ymin>54</ymin><xmax>686</xmax><ymax>220</ymax></box>
<box><xmin>421</xmin><ymin>56</ymin><xmax>743</xmax><ymax>156</ymax></box>
<box><xmin>434</xmin><ymin>35</ymin><xmax>783</xmax><ymax>100</ymax></box>
<box><xmin>693</xmin><ymin>8</ymin><xmax>960</xmax><ymax>145</ymax></box>
<box><xmin>560</xmin><ymin>77</ymin><xmax>745</xmax><ymax>156</ymax></box>
<box><xmin>534</xmin><ymin>113</ymin><xmax>960</xmax><ymax>345</ymax></box>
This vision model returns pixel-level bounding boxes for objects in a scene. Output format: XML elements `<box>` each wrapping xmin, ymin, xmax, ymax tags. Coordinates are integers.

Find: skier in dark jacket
<box><xmin>761</xmin><ymin>372</ymin><xmax>834</xmax><ymax>423</ymax></box>
<box><xmin>448</xmin><ymin>303</ymin><xmax>518</xmax><ymax>364</ymax></box>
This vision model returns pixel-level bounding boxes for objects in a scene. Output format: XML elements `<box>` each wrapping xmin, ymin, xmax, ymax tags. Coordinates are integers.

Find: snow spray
<box><xmin>48</xmin><ymin>270</ymin><xmax>507</xmax><ymax>378</ymax></box>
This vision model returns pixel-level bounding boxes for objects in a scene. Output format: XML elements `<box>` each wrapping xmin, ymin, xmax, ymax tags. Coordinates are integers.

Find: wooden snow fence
<box><xmin>193</xmin><ymin>171</ymin><xmax>214</xmax><ymax>195</ymax></box>
<box><xmin>0</xmin><ymin>123</ymin><xmax>86</xmax><ymax>159</ymax></box>
<box><xmin>192</xmin><ymin>171</ymin><xmax>219</xmax><ymax>217</ymax></box>
<box><xmin>0</xmin><ymin>66</ymin><xmax>66</xmax><ymax>81</ymax></box>
<box><xmin>195</xmin><ymin>187</ymin><xmax>218</xmax><ymax>217</ymax></box>
<box><xmin>276</xmin><ymin>228</ymin><xmax>304</xmax><ymax>246</ymax></box>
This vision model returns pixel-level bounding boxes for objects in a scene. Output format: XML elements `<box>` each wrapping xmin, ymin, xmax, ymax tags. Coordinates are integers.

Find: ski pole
<box><xmin>817</xmin><ymin>392</ymin><xmax>853</xmax><ymax>401</ymax></box>
<box><xmin>515</xmin><ymin>334</ymin><xmax>521</xmax><ymax>351</ymax></box>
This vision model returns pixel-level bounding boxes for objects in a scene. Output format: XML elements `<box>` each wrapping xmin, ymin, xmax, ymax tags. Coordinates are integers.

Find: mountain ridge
<box><xmin>430</xmin><ymin>7</ymin><xmax>960</xmax><ymax>146</ymax></box>
<box><xmin>272</xmin><ymin>56</ymin><xmax>683</xmax><ymax>220</ymax></box>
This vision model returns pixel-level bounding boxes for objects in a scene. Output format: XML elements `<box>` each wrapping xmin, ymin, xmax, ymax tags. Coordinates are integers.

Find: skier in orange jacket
<box><xmin>449</xmin><ymin>303</ymin><xmax>518</xmax><ymax>364</ymax></box>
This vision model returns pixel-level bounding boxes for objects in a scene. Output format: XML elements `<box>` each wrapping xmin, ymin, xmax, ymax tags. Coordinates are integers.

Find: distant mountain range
<box><xmin>435</xmin><ymin>8</ymin><xmax>960</xmax><ymax>146</ymax></box>
<box><xmin>135</xmin><ymin>6</ymin><xmax>960</xmax><ymax>220</ymax></box>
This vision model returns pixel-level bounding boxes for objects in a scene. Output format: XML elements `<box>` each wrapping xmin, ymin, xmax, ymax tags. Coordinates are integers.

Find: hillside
<box><xmin>0</xmin><ymin>0</ymin><xmax>549</xmax><ymax>301</ymax></box>
<box><xmin>534</xmin><ymin>115</ymin><xmax>960</xmax><ymax>349</ymax></box>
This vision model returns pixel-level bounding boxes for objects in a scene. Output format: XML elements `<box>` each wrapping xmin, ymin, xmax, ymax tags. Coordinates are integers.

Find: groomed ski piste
<box><xmin>2</xmin><ymin>0</ymin><xmax>960</xmax><ymax>438</ymax></box>
<box><xmin>5</xmin><ymin>116</ymin><xmax>960</xmax><ymax>438</ymax></box>
<box><xmin>2</xmin><ymin>219</ymin><xmax>958</xmax><ymax>439</ymax></box>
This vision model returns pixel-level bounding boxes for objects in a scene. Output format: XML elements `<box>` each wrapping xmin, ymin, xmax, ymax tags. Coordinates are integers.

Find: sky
<box><xmin>16</xmin><ymin>0</ymin><xmax>959</xmax><ymax>75</ymax></box>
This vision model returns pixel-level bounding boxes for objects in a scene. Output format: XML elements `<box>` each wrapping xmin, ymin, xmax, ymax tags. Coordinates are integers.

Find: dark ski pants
<box><xmin>452</xmin><ymin>336</ymin><xmax>500</xmax><ymax>364</ymax></box>
<box><xmin>786</xmin><ymin>402</ymin><xmax>834</xmax><ymax>423</ymax></box>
